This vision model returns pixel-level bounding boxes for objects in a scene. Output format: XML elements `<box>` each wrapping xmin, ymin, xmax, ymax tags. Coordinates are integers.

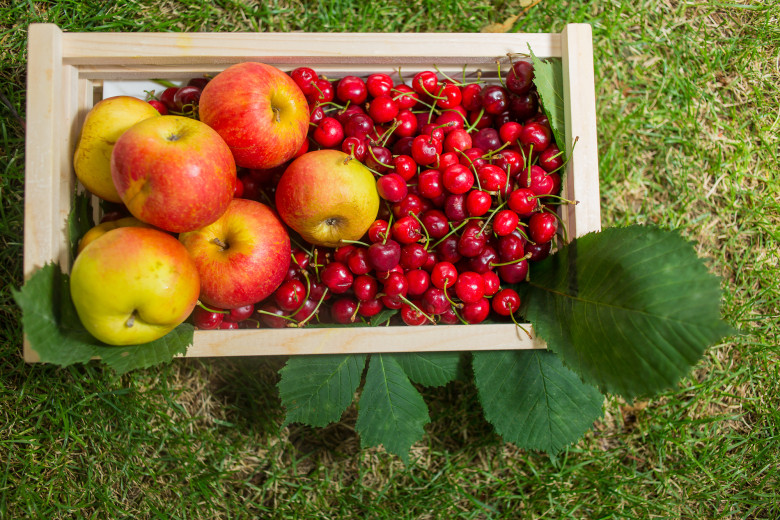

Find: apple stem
<box><xmin>126</xmin><ymin>312</ymin><xmax>136</xmax><ymax>328</ymax></box>
<box><xmin>273</xmin><ymin>107</ymin><xmax>281</xmax><ymax>123</ymax></box>
<box><xmin>211</xmin><ymin>237</ymin><xmax>229</xmax><ymax>250</ymax></box>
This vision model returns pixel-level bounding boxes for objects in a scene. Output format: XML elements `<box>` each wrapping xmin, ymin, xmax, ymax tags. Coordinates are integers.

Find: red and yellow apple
<box><xmin>275</xmin><ymin>149</ymin><xmax>380</xmax><ymax>248</ymax></box>
<box><xmin>178</xmin><ymin>198</ymin><xmax>291</xmax><ymax>309</ymax></box>
<box><xmin>73</xmin><ymin>96</ymin><xmax>161</xmax><ymax>203</ymax></box>
<box><xmin>198</xmin><ymin>62</ymin><xmax>310</xmax><ymax>170</ymax></box>
<box><xmin>69</xmin><ymin>226</ymin><xmax>201</xmax><ymax>345</ymax></box>
<box><xmin>76</xmin><ymin>216</ymin><xmax>155</xmax><ymax>255</ymax></box>
<box><xmin>110</xmin><ymin>115</ymin><xmax>236</xmax><ymax>233</ymax></box>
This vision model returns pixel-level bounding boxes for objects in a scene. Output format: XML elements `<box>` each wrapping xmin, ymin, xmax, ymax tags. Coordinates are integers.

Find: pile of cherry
<box><xmin>151</xmin><ymin>60</ymin><xmax>568</xmax><ymax>329</ymax></box>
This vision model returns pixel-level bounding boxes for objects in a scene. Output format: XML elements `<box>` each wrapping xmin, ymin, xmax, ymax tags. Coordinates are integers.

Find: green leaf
<box><xmin>369</xmin><ymin>308</ymin><xmax>398</xmax><ymax>326</ymax></box>
<box><xmin>394</xmin><ymin>352</ymin><xmax>461</xmax><ymax>387</ymax></box>
<box><xmin>278</xmin><ymin>354</ymin><xmax>367</xmax><ymax>427</ymax></box>
<box><xmin>68</xmin><ymin>191</ymin><xmax>95</xmax><ymax>261</ymax></box>
<box><xmin>520</xmin><ymin>225</ymin><xmax>737</xmax><ymax>398</ymax></box>
<box><xmin>473</xmin><ymin>350</ymin><xmax>604</xmax><ymax>454</ymax></box>
<box><xmin>13</xmin><ymin>263</ymin><xmax>192</xmax><ymax>373</ymax></box>
<box><xmin>356</xmin><ymin>354</ymin><xmax>430</xmax><ymax>464</ymax></box>
<box><xmin>529</xmin><ymin>48</ymin><xmax>566</xmax><ymax>157</ymax></box>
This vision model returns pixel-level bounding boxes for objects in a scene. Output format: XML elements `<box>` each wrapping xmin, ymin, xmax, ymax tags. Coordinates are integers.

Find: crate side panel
<box><xmin>562</xmin><ymin>24</ymin><xmax>601</xmax><ymax>238</ymax></box>
<box><xmin>187</xmin><ymin>323</ymin><xmax>546</xmax><ymax>358</ymax></box>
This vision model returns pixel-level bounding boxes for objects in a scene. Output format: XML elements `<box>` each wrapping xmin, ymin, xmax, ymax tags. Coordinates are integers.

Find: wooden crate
<box><xmin>23</xmin><ymin>23</ymin><xmax>601</xmax><ymax>362</ymax></box>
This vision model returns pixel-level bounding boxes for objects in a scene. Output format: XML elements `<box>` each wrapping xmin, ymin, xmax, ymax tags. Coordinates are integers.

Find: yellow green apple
<box><xmin>110</xmin><ymin>115</ymin><xmax>236</xmax><ymax>233</ymax></box>
<box><xmin>69</xmin><ymin>226</ymin><xmax>201</xmax><ymax>346</ymax></box>
<box><xmin>198</xmin><ymin>62</ymin><xmax>310</xmax><ymax>170</ymax></box>
<box><xmin>73</xmin><ymin>96</ymin><xmax>161</xmax><ymax>203</ymax></box>
<box><xmin>274</xmin><ymin>149</ymin><xmax>380</xmax><ymax>248</ymax></box>
<box><xmin>178</xmin><ymin>198</ymin><xmax>291</xmax><ymax>309</ymax></box>
<box><xmin>76</xmin><ymin>216</ymin><xmax>155</xmax><ymax>255</ymax></box>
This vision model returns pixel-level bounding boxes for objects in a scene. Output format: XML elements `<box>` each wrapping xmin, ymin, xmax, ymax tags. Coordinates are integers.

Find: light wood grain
<box><xmin>23</xmin><ymin>24</ymin><xmax>602</xmax><ymax>361</ymax></box>
<box><xmin>187</xmin><ymin>323</ymin><xmax>546</xmax><ymax>357</ymax></box>
<box><xmin>561</xmin><ymin>24</ymin><xmax>601</xmax><ymax>238</ymax></box>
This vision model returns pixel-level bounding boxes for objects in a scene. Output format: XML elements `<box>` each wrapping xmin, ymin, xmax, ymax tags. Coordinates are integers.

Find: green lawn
<box><xmin>2</xmin><ymin>1</ymin><xmax>779</xmax><ymax>518</ymax></box>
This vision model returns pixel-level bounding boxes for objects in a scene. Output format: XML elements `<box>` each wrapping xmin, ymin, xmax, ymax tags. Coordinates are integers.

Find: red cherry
<box><xmin>392</xmin><ymin>84</ymin><xmax>419</xmax><ymax>109</ymax></box>
<box><xmin>497</xmin><ymin>232</ymin><xmax>526</xmax><ymax>262</ymax></box>
<box><xmin>320</xmin><ymin>261</ymin><xmax>354</xmax><ymax>294</ymax></box>
<box><xmin>520</xmin><ymin>122</ymin><xmax>552</xmax><ymax>153</ymax></box>
<box><xmin>219</xmin><ymin>320</ymin><xmax>239</xmax><ymax>330</ymax></box>
<box><xmin>367</xmin><ymin>73</ymin><xmax>394</xmax><ymax>97</ymax></box>
<box><xmin>454</xmin><ymin>271</ymin><xmax>485</xmax><ymax>304</ymax></box>
<box><xmin>368</xmin><ymin>95</ymin><xmax>400</xmax><ymax>123</ymax></box>
<box><xmin>400</xmin><ymin>243</ymin><xmax>428</xmax><ymax>270</ymax></box>
<box><xmin>307</xmin><ymin>78</ymin><xmax>335</xmax><ymax>105</ymax></box>
<box><xmin>492</xmin><ymin>209</ymin><xmax>520</xmax><ymax>236</ymax></box>
<box><xmin>313</xmin><ymin>117</ymin><xmax>344</xmax><ymax>148</ymax></box>
<box><xmin>331</xmin><ymin>297</ymin><xmax>359</xmax><ymax>324</ymax></box>
<box><xmin>431</xmin><ymin>261</ymin><xmax>458</xmax><ymax>289</ymax></box>
<box><xmin>290</xmin><ymin>67</ymin><xmax>319</xmax><ymax>96</ymax></box>
<box><xmin>147</xmin><ymin>99</ymin><xmax>168</xmax><ymax>115</ymax></box>
<box><xmin>499</xmin><ymin>121</ymin><xmax>524</xmax><ymax>144</ymax></box>
<box><xmin>401</xmin><ymin>302</ymin><xmax>431</xmax><ymax>326</ymax></box>
<box><xmin>357</xmin><ymin>298</ymin><xmax>384</xmax><ymax>317</ymax></box>
<box><xmin>419</xmin><ymin>209</ymin><xmax>449</xmax><ymax>239</ymax></box>
<box><xmin>376</xmin><ymin>173</ymin><xmax>409</xmax><ymax>203</ymax></box>
<box><xmin>192</xmin><ymin>306</ymin><xmax>224</xmax><ymax>330</ymax></box>
<box><xmin>492</xmin><ymin>288</ymin><xmax>521</xmax><ymax>316</ymax></box>
<box><xmin>442</xmin><ymin>163</ymin><xmax>474</xmax><ymax>195</ymax></box>
<box><xmin>461</xmin><ymin>297</ymin><xmax>490</xmax><ymax>324</ymax></box>
<box><xmin>411</xmin><ymin>135</ymin><xmax>442</xmax><ymax>166</ymax></box>
<box><xmin>257</xmin><ymin>302</ymin><xmax>288</xmax><ymax>328</ymax></box>
<box><xmin>394</xmin><ymin>109</ymin><xmax>418</xmax><ymax>138</ymax></box>
<box><xmin>367</xmin><ymin>239</ymin><xmax>402</xmax><ymax>271</ymax></box>
<box><xmin>461</xmin><ymin>83</ymin><xmax>482</xmax><ymax>111</ymax></box>
<box><xmin>406</xmin><ymin>269</ymin><xmax>430</xmax><ymax>297</ymax></box>
<box><xmin>227</xmin><ymin>304</ymin><xmax>254</xmax><ymax>323</ymax></box>
<box><xmin>465</xmin><ymin>190</ymin><xmax>492</xmax><ymax>217</ymax></box>
<box><xmin>528</xmin><ymin>212</ymin><xmax>558</xmax><ymax>244</ymax></box>
<box><xmin>274</xmin><ymin>279</ymin><xmax>307</xmax><ymax>312</ymax></box>
<box><xmin>391</xmin><ymin>215</ymin><xmax>423</xmax><ymax>245</ymax></box>
<box><xmin>383</xmin><ymin>271</ymin><xmax>409</xmax><ymax>298</ymax></box>
<box><xmin>417</xmin><ymin>169</ymin><xmax>444</xmax><ymax>200</ymax></box>
<box><xmin>435</xmin><ymin>110</ymin><xmax>466</xmax><ymax>134</ymax></box>
<box><xmin>411</xmin><ymin>70</ymin><xmax>439</xmax><ymax>96</ymax></box>
<box><xmin>172</xmin><ymin>85</ymin><xmax>201</xmax><ymax>112</ymax></box>
<box><xmin>341</xmin><ymin>136</ymin><xmax>368</xmax><ymax>161</ymax></box>
<box><xmin>444</xmin><ymin>129</ymin><xmax>472</xmax><ymax>154</ymax></box>
<box><xmin>507</xmin><ymin>187</ymin><xmax>538</xmax><ymax>217</ymax></box>
<box><xmin>498</xmin><ymin>260</ymin><xmax>529</xmax><ymax>284</ymax></box>
<box><xmin>353</xmin><ymin>275</ymin><xmax>379</xmax><ymax>301</ymax></box>
<box><xmin>506</xmin><ymin>60</ymin><xmax>535</xmax><ymax>95</ymax></box>
<box><xmin>435</xmin><ymin>82</ymin><xmax>463</xmax><ymax>109</ymax></box>
<box><xmin>422</xmin><ymin>286</ymin><xmax>449</xmax><ymax>315</ymax></box>
<box><xmin>457</xmin><ymin>221</ymin><xmax>487</xmax><ymax>258</ymax></box>
<box><xmin>481</xmin><ymin>270</ymin><xmax>501</xmax><ymax>297</ymax></box>
<box><xmin>539</xmin><ymin>144</ymin><xmax>564</xmax><ymax>173</ymax></box>
<box><xmin>393</xmin><ymin>154</ymin><xmax>418</xmax><ymax>181</ymax></box>
<box><xmin>347</xmin><ymin>247</ymin><xmax>372</xmax><ymax>276</ymax></box>
<box><xmin>368</xmin><ymin>219</ymin><xmax>390</xmax><ymax>243</ymax></box>
<box><xmin>393</xmin><ymin>193</ymin><xmax>426</xmax><ymax>219</ymax></box>
<box><xmin>159</xmin><ymin>86</ymin><xmax>179</xmax><ymax>111</ymax></box>
<box><xmin>479</xmin><ymin>85</ymin><xmax>509</xmax><ymax>115</ymax></box>
<box><xmin>336</xmin><ymin>75</ymin><xmax>368</xmax><ymax>104</ymax></box>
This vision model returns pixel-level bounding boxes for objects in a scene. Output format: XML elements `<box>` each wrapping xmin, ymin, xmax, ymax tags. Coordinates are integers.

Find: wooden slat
<box><xmin>187</xmin><ymin>323</ymin><xmax>546</xmax><ymax>357</ymax></box>
<box><xmin>561</xmin><ymin>24</ymin><xmax>601</xmax><ymax>238</ymax></box>
<box><xmin>61</xmin><ymin>32</ymin><xmax>562</xmax><ymax>64</ymax></box>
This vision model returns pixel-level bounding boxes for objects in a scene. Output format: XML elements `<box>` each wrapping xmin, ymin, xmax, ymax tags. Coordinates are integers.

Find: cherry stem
<box><xmin>509</xmin><ymin>311</ymin><xmax>533</xmax><ymax>340</ymax></box>
<box><xmin>407</xmin><ymin>211</ymin><xmax>430</xmax><ymax>249</ymax></box>
<box><xmin>454</xmin><ymin>148</ymin><xmax>483</xmax><ymax>190</ymax></box>
<box><xmin>442</xmin><ymin>286</ymin><xmax>468</xmax><ymax>324</ymax></box>
<box><xmin>378</xmin><ymin>119</ymin><xmax>401</xmax><ymax>148</ymax></box>
<box><xmin>489</xmin><ymin>252</ymin><xmax>533</xmax><ymax>267</ymax></box>
<box><xmin>433</xmin><ymin>64</ymin><xmax>471</xmax><ymax>87</ymax></box>
<box><xmin>367</xmin><ymin>146</ymin><xmax>394</xmax><ymax>169</ymax></box>
<box><xmin>541</xmin><ymin>205</ymin><xmax>570</xmax><ymax>244</ymax></box>
<box><xmin>479</xmin><ymin>200</ymin><xmax>508</xmax><ymax>237</ymax></box>
<box><xmin>429</xmin><ymin>218</ymin><xmax>473</xmax><ymax>249</ymax></box>
<box><xmin>382</xmin><ymin>212</ymin><xmax>394</xmax><ymax>245</ymax></box>
<box><xmin>295</xmin><ymin>287</ymin><xmax>329</xmax><ymax>327</ymax></box>
<box><xmin>535</xmin><ymin>193</ymin><xmax>578</xmax><ymax>205</ymax></box>
<box><xmin>399</xmin><ymin>295</ymin><xmax>436</xmax><ymax>324</ymax></box>
<box><xmin>197</xmin><ymin>300</ymin><xmax>229</xmax><ymax>314</ymax></box>
<box><xmin>464</xmin><ymin>107</ymin><xmax>485</xmax><ymax>134</ymax></box>
<box><xmin>290</xmin><ymin>270</ymin><xmax>313</xmax><ymax>317</ymax></box>
<box><xmin>339</xmin><ymin>238</ymin><xmax>370</xmax><ymax>247</ymax></box>
<box><xmin>255</xmin><ymin>308</ymin><xmax>299</xmax><ymax>324</ymax></box>
<box><xmin>495</xmin><ymin>59</ymin><xmax>506</xmax><ymax>89</ymax></box>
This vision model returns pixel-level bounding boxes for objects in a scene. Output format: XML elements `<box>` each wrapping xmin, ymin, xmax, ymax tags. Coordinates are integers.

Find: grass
<box><xmin>1</xmin><ymin>0</ymin><xmax>779</xmax><ymax>518</ymax></box>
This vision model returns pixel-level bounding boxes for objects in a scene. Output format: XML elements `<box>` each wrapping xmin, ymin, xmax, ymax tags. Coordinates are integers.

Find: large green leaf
<box><xmin>278</xmin><ymin>354</ymin><xmax>367</xmax><ymax>427</ymax></box>
<box><xmin>394</xmin><ymin>352</ymin><xmax>461</xmax><ymax>387</ymax></box>
<box><xmin>13</xmin><ymin>263</ymin><xmax>192</xmax><ymax>374</ymax></box>
<box><xmin>473</xmin><ymin>350</ymin><xmax>604</xmax><ymax>454</ymax></box>
<box><xmin>520</xmin><ymin>225</ymin><xmax>736</xmax><ymax>398</ymax></box>
<box><xmin>529</xmin><ymin>49</ymin><xmax>566</xmax><ymax>157</ymax></box>
<box><xmin>356</xmin><ymin>354</ymin><xmax>430</xmax><ymax>464</ymax></box>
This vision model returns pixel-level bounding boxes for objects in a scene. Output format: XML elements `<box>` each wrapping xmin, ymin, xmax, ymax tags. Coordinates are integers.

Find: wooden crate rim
<box><xmin>23</xmin><ymin>23</ymin><xmax>601</xmax><ymax>361</ymax></box>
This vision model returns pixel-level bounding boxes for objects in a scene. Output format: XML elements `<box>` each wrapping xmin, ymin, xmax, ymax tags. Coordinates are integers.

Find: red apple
<box><xmin>111</xmin><ymin>115</ymin><xmax>236</xmax><ymax>233</ymax></box>
<box><xmin>178</xmin><ymin>198</ymin><xmax>291</xmax><ymax>309</ymax></box>
<box><xmin>199</xmin><ymin>62</ymin><xmax>310</xmax><ymax>170</ymax></box>
<box><xmin>275</xmin><ymin>150</ymin><xmax>380</xmax><ymax>248</ymax></box>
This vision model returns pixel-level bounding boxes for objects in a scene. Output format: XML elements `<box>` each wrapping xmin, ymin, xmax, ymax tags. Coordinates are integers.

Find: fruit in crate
<box><xmin>110</xmin><ymin>115</ymin><xmax>237</xmax><ymax>233</ymax></box>
<box><xmin>76</xmin><ymin>216</ymin><xmax>154</xmax><ymax>255</ymax></box>
<box><xmin>73</xmin><ymin>96</ymin><xmax>160</xmax><ymax>203</ymax></box>
<box><xmin>69</xmin><ymin>227</ymin><xmax>201</xmax><ymax>345</ymax></box>
<box><xmin>275</xmin><ymin>149</ymin><xmax>380</xmax><ymax>248</ymax></box>
<box><xmin>178</xmin><ymin>198</ymin><xmax>291</xmax><ymax>309</ymax></box>
<box><xmin>199</xmin><ymin>62</ymin><xmax>310</xmax><ymax>170</ymax></box>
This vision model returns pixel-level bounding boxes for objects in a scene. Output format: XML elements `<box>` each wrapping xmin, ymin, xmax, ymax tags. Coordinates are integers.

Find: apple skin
<box><xmin>69</xmin><ymin>226</ymin><xmax>201</xmax><ymax>346</ymax></box>
<box><xmin>111</xmin><ymin>115</ymin><xmax>236</xmax><ymax>233</ymax></box>
<box><xmin>275</xmin><ymin>149</ymin><xmax>380</xmax><ymax>248</ymax></box>
<box><xmin>178</xmin><ymin>198</ymin><xmax>291</xmax><ymax>309</ymax></box>
<box><xmin>198</xmin><ymin>62</ymin><xmax>310</xmax><ymax>170</ymax></box>
<box><xmin>74</xmin><ymin>96</ymin><xmax>161</xmax><ymax>203</ymax></box>
<box><xmin>76</xmin><ymin>216</ymin><xmax>155</xmax><ymax>255</ymax></box>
